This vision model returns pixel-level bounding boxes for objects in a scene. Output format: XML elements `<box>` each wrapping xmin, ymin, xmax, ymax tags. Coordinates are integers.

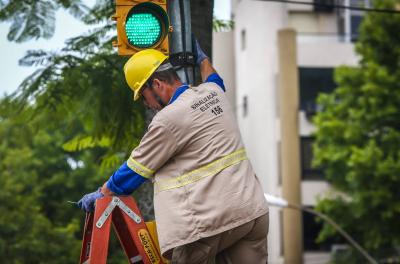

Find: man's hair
<box><xmin>147</xmin><ymin>60</ymin><xmax>180</xmax><ymax>85</ymax></box>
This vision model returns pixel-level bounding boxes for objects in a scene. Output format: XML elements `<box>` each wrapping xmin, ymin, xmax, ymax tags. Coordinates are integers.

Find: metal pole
<box><xmin>168</xmin><ymin>0</ymin><xmax>194</xmax><ymax>85</ymax></box>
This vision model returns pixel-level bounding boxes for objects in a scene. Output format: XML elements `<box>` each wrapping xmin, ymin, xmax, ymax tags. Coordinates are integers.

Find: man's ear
<box><xmin>152</xmin><ymin>79</ymin><xmax>162</xmax><ymax>90</ymax></box>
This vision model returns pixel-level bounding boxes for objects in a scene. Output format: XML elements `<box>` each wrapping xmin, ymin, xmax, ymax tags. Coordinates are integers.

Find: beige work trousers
<box><xmin>171</xmin><ymin>213</ymin><xmax>269</xmax><ymax>264</ymax></box>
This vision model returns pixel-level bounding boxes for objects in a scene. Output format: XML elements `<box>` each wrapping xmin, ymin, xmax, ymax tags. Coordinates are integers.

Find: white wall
<box><xmin>234</xmin><ymin>0</ymin><xmax>287</xmax><ymax>194</ymax></box>
<box><xmin>233</xmin><ymin>0</ymin><xmax>288</xmax><ymax>262</ymax></box>
<box><xmin>212</xmin><ymin>31</ymin><xmax>236</xmax><ymax>108</ymax></box>
<box><xmin>298</xmin><ymin>41</ymin><xmax>359</xmax><ymax>67</ymax></box>
<box><xmin>302</xmin><ymin>181</ymin><xmax>331</xmax><ymax>206</ymax></box>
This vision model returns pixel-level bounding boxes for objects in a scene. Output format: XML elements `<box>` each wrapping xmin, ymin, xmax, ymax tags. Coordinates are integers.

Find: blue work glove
<box><xmin>77</xmin><ymin>188</ymin><xmax>104</xmax><ymax>212</ymax></box>
<box><xmin>193</xmin><ymin>37</ymin><xmax>209</xmax><ymax>65</ymax></box>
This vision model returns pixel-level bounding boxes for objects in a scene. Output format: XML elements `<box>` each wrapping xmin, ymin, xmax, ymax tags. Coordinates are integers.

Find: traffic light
<box><xmin>113</xmin><ymin>0</ymin><xmax>171</xmax><ymax>56</ymax></box>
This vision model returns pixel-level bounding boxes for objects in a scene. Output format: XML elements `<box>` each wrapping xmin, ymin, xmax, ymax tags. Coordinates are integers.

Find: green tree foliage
<box><xmin>313</xmin><ymin>0</ymin><xmax>400</xmax><ymax>261</ymax></box>
<box><xmin>0</xmin><ymin>0</ymin><xmax>145</xmax><ymax>262</ymax></box>
<box><xmin>0</xmin><ymin>97</ymin><xmax>132</xmax><ymax>263</ymax></box>
<box><xmin>0</xmin><ymin>98</ymin><xmax>105</xmax><ymax>262</ymax></box>
<box><xmin>0</xmin><ymin>0</ymin><xmax>214</xmax><ymax>261</ymax></box>
<box><xmin>213</xmin><ymin>17</ymin><xmax>234</xmax><ymax>32</ymax></box>
<box><xmin>0</xmin><ymin>0</ymin><xmax>89</xmax><ymax>42</ymax></box>
<box><xmin>10</xmin><ymin>0</ymin><xmax>146</xmax><ymax>160</ymax></box>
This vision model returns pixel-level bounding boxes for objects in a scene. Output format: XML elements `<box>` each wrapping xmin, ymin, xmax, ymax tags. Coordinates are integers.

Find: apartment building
<box><xmin>212</xmin><ymin>0</ymin><xmax>367</xmax><ymax>263</ymax></box>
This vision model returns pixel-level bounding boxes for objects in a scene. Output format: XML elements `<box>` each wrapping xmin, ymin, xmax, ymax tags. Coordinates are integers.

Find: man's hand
<box><xmin>193</xmin><ymin>37</ymin><xmax>209</xmax><ymax>65</ymax></box>
<box><xmin>77</xmin><ymin>188</ymin><xmax>104</xmax><ymax>212</ymax></box>
<box><xmin>192</xmin><ymin>36</ymin><xmax>217</xmax><ymax>82</ymax></box>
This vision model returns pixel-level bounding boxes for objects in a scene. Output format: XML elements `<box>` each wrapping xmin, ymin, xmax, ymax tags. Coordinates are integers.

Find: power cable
<box><xmin>256</xmin><ymin>0</ymin><xmax>400</xmax><ymax>14</ymax></box>
<box><xmin>178</xmin><ymin>0</ymin><xmax>190</xmax><ymax>83</ymax></box>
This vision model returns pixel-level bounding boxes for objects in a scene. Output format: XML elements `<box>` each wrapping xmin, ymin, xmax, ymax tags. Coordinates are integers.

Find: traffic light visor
<box><xmin>125</xmin><ymin>2</ymin><xmax>169</xmax><ymax>49</ymax></box>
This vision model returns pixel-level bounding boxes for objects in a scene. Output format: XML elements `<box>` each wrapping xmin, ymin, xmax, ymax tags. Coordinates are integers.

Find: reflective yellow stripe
<box><xmin>127</xmin><ymin>157</ymin><xmax>155</xmax><ymax>179</ymax></box>
<box><xmin>155</xmin><ymin>149</ymin><xmax>247</xmax><ymax>193</ymax></box>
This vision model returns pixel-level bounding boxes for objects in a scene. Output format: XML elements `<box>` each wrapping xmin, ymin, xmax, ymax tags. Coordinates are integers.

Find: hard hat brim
<box><xmin>123</xmin><ymin>50</ymin><xmax>168</xmax><ymax>102</ymax></box>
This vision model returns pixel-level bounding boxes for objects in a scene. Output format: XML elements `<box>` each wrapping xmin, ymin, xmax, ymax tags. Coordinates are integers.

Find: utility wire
<box><xmin>289</xmin><ymin>204</ymin><xmax>379</xmax><ymax>264</ymax></box>
<box><xmin>257</xmin><ymin>0</ymin><xmax>400</xmax><ymax>14</ymax></box>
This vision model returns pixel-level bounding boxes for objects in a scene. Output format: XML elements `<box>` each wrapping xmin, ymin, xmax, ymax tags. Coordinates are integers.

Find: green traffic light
<box><xmin>124</xmin><ymin>2</ymin><xmax>169</xmax><ymax>49</ymax></box>
<box><xmin>125</xmin><ymin>12</ymin><xmax>161</xmax><ymax>48</ymax></box>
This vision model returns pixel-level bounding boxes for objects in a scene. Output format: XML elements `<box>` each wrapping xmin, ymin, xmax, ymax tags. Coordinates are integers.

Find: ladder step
<box><xmin>78</xmin><ymin>196</ymin><xmax>166</xmax><ymax>264</ymax></box>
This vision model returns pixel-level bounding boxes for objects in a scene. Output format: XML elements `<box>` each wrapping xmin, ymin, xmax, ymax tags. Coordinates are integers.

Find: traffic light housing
<box><xmin>113</xmin><ymin>0</ymin><xmax>171</xmax><ymax>56</ymax></box>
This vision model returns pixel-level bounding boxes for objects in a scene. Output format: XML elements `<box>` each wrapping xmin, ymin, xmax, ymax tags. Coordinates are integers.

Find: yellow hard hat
<box><xmin>124</xmin><ymin>49</ymin><xmax>168</xmax><ymax>101</ymax></box>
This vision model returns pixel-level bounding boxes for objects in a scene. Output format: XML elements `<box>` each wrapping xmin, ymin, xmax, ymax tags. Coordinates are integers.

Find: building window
<box><xmin>313</xmin><ymin>0</ymin><xmax>335</xmax><ymax>13</ymax></box>
<box><xmin>303</xmin><ymin>207</ymin><xmax>345</xmax><ymax>251</ymax></box>
<box><xmin>277</xmin><ymin>141</ymin><xmax>282</xmax><ymax>185</ymax></box>
<box><xmin>280</xmin><ymin>210</ymin><xmax>284</xmax><ymax>256</ymax></box>
<box><xmin>241</xmin><ymin>29</ymin><xmax>246</xmax><ymax>50</ymax></box>
<box><xmin>242</xmin><ymin>95</ymin><xmax>248</xmax><ymax>117</ymax></box>
<box><xmin>338</xmin><ymin>0</ymin><xmax>370</xmax><ymax>42</ymax></box>
<box><xmin>350</xmin><ymin>14</ymin><xmax>363</xmax><ymax>41</ymax></box>
<box><xmin>299</xmin><ymin>67</ymin><xmax>336</xmax><ymax>117</ymax></box>
<box><xmin>301</xmin><ymin>137</ymin><xmax>324</xmax><ymax>180</ymax></box>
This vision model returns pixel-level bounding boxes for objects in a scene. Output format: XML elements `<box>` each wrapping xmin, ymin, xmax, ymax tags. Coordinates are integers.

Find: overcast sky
<box><xmin>0</xmin><ymin>0</ymin><xmax>231</xmax><ymax>97</ymax></box>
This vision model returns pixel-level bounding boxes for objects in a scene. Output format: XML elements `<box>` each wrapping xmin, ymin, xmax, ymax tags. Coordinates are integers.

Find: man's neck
<box><xmin>167</xmin><ymin>80</ymin><xmax>184</xmax><ymax>99</ymax></box>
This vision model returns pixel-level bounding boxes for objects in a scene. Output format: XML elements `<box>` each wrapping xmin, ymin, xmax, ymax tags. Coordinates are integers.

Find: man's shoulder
<box><xmin>152</xmin><ymin>101</ymin><xmax>186</xmax><ymax>129</ymax></box>
<box><xmin>193</xmin><ymin>81</ymin><xmax>222</xmax><ymax>92</ymax></box>
<box><xmin>154</xmin><ymin>83</ymin><xmax>224</xmax><ymax>125</ymax></box>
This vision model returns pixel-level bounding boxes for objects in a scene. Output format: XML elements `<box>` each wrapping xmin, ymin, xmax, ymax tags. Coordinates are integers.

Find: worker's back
<box><xmin>130</xmin><ymin>81</ymin><xmax>268</xmax><ymax>258</ymax></box>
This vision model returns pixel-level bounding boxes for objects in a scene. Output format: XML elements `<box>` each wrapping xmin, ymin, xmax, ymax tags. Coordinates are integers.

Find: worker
<box><xmin>78</xmin><ymin>39</ymin><xmax>269</xmax><ymax>263</ymax></box>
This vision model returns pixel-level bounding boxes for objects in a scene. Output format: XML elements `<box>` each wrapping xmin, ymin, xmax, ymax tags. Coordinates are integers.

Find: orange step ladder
<box><xmin>79</xmin><ymin>196</ymin><xmax>166</xmax><ymax>264</ymax></box>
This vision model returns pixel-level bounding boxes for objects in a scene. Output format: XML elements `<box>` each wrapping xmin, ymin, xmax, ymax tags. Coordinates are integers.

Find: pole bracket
<box><xmin>169</xmin><ymin>52</ymin><xmax>196</xmax><ymax>67</ymax></box>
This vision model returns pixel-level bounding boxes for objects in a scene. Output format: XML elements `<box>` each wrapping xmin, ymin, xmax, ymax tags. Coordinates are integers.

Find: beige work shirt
<box><xmin>126</xmin><ymin>82</ymin><xmax>268</xmax><ymax>257</ymax></box>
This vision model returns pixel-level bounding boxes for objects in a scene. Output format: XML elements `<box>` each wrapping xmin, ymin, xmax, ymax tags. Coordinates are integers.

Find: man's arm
<box><xmin>194</xmin><ymin>38</ymin><xmax>225</xmax><ymax>91</ymax></box>
<box><xmin>101</xmin><ymin>162</ymin><xmax>148</xmax><ymax>196</ymax></box>
<box><xmin>77</xmin><ymin>162</ymin><xmax>148</xmax><ymax>211</ymax></box>
<box><xmin>200</xmin><ymin>58</ymin><xmax>217</xmax><ymax>82</ymax></box>
<box><xmin>78</xmin><ymin>120</ymin><xmax>178</xmax><ymax>212</ymax></box>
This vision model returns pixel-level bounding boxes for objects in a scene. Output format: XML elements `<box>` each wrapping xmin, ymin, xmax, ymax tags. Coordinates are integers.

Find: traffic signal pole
<box><xmin>168</xmin><ymin>0</ymin><xmax>195</xmax><ymax>85</ymax></box>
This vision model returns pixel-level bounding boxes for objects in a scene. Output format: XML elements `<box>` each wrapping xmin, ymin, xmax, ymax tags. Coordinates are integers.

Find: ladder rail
<box><xmin>78</xmin><ymin>196</ymin><xmax>165</xmax><ymax>264</ymax></box>
<box><xmin>79</xmin><ymin>213</ymin><xmax>94</xmax><ymax>264</ymax></box>
<box><xmin>112</xmin><ymin>208</ymin><xmax>143</xmax><ymax>263</ymax></box>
